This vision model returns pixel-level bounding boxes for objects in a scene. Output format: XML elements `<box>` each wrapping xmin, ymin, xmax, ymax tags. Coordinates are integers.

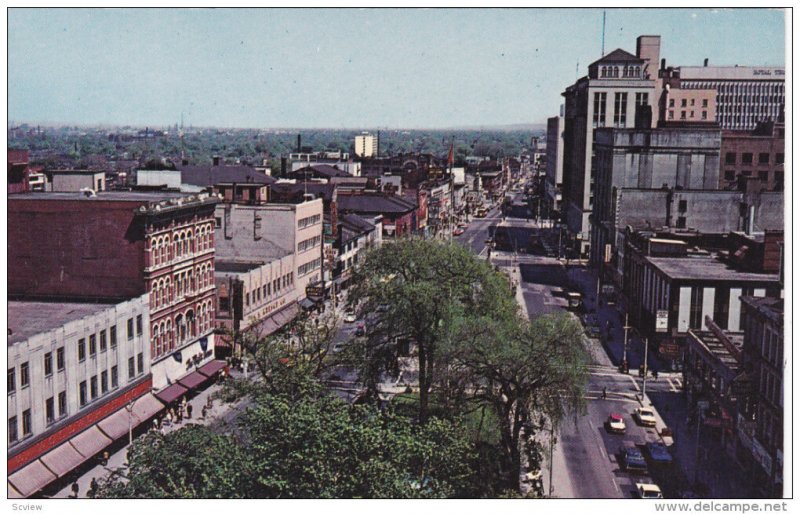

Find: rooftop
<box><xmin>178</xmin><ymin>164</ymin><xmax>276</xmax><ymax>187</ymax></box>
<box><xmin>9</xmin><ymin>301</ymin><xmax>115</xmax><ymax>347</ymax></box>
<box><xmin>647</xmin><ymin>255</ymin><xmax>780</xmax><ymax>282</ymax></box>
<box><xmin>338</xmin><ymin>193</ymin><xmax>416</xmax><ymax>214</ymax></box>
<box><xmin>740</xmin><ymin>295</ymin><xmax>783</xmax><ymax>325</ymax></box>
<box><xmin>687</xmin><ymin>329</ymin><xmax>744</xmax><ymax>370</ymax></box>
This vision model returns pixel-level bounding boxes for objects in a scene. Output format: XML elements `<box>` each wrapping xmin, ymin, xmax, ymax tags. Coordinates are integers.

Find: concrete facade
<box><xmin>354</xmin><ymin>133</ymin><xmax>378</xmax><ymax>158</ymax></box>
<box><xmin>49</xmin><ymin>171</ymin><xmax>106</xmax><ymax>193</ymax></box>
<box><xmin>545</xmin><ymin>113</ymin><xmax>565</xmax><ymax>215</ymax></box>
<box><xmin>214</xmin><ymin>198</ymin><xmax>324</xmax><ymax>299</ymax></box>
<box><xmin>562</xmin><ymin>36</ymin><xmax>660</xmax><ymax>257</ymax></box>
<box><xmin>720</xmin><ymin>122</ymin><xmax>784</xmax><ymax>191</ymax></box>
<box><xmin>590</xmin><ymin>127</ymin><xmax>722</xmax><ymax>268</ymax></box>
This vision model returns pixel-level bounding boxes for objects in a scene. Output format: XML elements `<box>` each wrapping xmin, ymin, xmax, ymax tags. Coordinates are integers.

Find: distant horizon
<box><xmin>9</xmin><ymin>8</ymin><xmax>786</xmax><ymax>128</ymax></box>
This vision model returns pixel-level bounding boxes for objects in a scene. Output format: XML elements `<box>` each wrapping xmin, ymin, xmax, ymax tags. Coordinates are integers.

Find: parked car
<box><xmin>453</xmin><ymin>227</ymin><xmax>465</xmax><ymax>236</ymax></box>
<box><xmin>620</xmin><ymin>446</ymin><xmax>648</xmax><ymax>474</ymax></box>
<box><xmin>332</xmin><ymin>342</ymin><xmax>346</xmax><ymax>353</ymax></box>
<box><xmin>607</xmin><ymin>413</ymin><xmax>626</xmax><ymax>434</ymax></box>
<box><xmin>355</xmin><ymin>322</ymin><xmax>366</xmax><ymax>337</ymax></box>
<box><xmin>645</xmin><ymin>442</ymin><xmax>674</xmax><ymax>464</ymax></box>
<box><xmin>636</xmin><ymin>483</ymin><xmax>663</xmax><ymax>499</ymax></box>
<box><xmin>634</xmin><ymin>407</ymin><xmax>658</xmax><ymax>427</ymax></box>
<box><xmin>344</xmin><ymin>311</ymin><xmax>358</xmax><ymax>323</ymax></box>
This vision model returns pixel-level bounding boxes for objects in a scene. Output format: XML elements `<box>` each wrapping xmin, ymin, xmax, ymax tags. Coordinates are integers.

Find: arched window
<box><xmin>613</xmin><ymin>66</ymin><xmax>619</xmax><ymax>77</ymax></box>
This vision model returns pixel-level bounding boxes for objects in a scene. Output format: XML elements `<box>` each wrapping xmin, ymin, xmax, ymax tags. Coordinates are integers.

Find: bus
<box><xmin>475</xmin><ymin>207</ymin><xmax>488</xmax><ymax>218</ymax></box>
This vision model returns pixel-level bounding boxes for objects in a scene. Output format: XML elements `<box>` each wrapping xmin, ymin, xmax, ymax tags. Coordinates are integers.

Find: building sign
<box><xmin>658</xmin><ymin>342</ymin><xmax>680</xmax><ymax>359</ymax></box>
<box><xmin>604</xmin><ymin>243</ymin><xmax>612</xmax><ymax>263</ymax></box>
<box><xmin>656</xmin><ymin>310</ymin><xmax>669</xmax><ymax>333</ymax></box>
<box><xmin>306</xmin><ymin>282</ymin><xmax>325</xmax><ymax>299</ymax></box>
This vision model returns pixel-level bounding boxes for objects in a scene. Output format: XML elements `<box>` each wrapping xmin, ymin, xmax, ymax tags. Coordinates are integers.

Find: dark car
<box><xmin>355</xmin><ymin>322</ymin><xmax>366</xmax><ymax>337</ymax></box>
<box><xmin>620</xmin><ymin>446</ymin><xmax>648</xmax><ymax>474</ymax></box>
<box><xmin>645</xmin><ymin>442</ymin><xmax>674</xmax><ymax>465</ymax></box>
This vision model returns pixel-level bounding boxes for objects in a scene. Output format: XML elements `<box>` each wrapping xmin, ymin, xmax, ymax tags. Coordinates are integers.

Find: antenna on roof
<box><xmin>576</xmin><ymin>61</ymin><xmax>579</xmax><ymax>79</ymax></box>
<box><xmin>601</xmin><ymin>10</ymin><xmax>606</xmax><ymax>56</ymax></box>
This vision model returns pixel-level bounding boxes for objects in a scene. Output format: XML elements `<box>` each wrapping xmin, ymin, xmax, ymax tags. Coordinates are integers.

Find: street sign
<box><xmin>656</xmin><ymin>310</ymin><xmax>669</xmax><ymax>333</ymax></box>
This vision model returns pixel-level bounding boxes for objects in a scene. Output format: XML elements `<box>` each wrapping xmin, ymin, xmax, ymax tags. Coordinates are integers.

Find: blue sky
<box><xmin>8</xmin><ymin>8</ymin><xmax>786</xmax><ymax>129</ymax></box>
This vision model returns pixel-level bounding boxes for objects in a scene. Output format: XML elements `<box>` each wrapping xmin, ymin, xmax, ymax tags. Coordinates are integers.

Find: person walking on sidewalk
<box><xmin>187</xmin><ymin>404</ymin><xmax>193</xmax><ymax>419</ymax></box>
<box><xmin>602</xmin><ymin>387</ymin><xmax>607</xmax><ymax>400</ymax></box>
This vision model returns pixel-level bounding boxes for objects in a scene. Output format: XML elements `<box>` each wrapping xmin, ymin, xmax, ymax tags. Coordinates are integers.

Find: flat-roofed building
<box><xmin>7</xmin><ymin>295</ymin><xmax>162</xmax><ymax>498</ymax></box>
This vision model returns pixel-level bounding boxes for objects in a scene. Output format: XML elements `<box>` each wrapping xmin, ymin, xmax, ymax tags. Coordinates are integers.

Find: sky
<box><xmin>7</xmin><ymin>8</ymin><xmax>787</xmax><ymax>129</ymax></box>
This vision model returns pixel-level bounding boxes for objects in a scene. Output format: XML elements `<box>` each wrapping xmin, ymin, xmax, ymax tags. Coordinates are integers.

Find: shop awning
<box><xmin>8</xmin><ymin>482</ymin><xmax>24</xmax><ymax>498</ymax></box>
<box><xmin>197</xmin><ymin>360</ymin><xmax>227</xmax><ymax>378</ymax></box>
<box><xmin>40</xmin><ymin>441</ymin><xmax>87</xmax><ymax>478</ymax></box>
<box><xmin>70</xmin><ymin>426</ymin><xmax>112</xmax><ymax>459</ymax></box>
<box><xmin>7</xmin><ymin>459</ymin><xmax>56</xmax><ymax>498</ymax></box>
<box><xmin>178</xmin><ymin>371</ymin><xmax>207</xmax><ymax>390</ymax></box>
<box><xmin>299</xmin><ymin>298</ymin><xmax>316</xmax><ymax>310</ymax></box>
<box><xmin>97</xmin><ymin>393</ymin><xmax>164</xmax><ymax>441</ymax></box>
<box><xmin>154</xmin><ymin>383</ymin><xmax>189</xmax><ymax>405</ymax></box>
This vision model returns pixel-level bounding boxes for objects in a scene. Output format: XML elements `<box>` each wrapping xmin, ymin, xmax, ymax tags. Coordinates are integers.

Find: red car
<box><xmin>453</xmin><ymin>228</ymin><xmax>465</xmax><ymax>236</ymax></box>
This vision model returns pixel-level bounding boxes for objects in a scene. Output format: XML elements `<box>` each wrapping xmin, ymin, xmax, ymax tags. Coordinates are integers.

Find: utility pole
<box><xmin>622</xmin><ymin>313</ymin><xmax>630</xmax><ymax>372</ymax></box>
<box><xmin>641</xmin><ymin>337</ymin><xmax>649</xmax><ymax>401</ymax></box>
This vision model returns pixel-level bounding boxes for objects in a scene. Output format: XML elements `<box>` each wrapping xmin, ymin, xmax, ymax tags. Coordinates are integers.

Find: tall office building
<box><xmin>354</xmin><ymin>132</ymin><xmax>379</xmax><ymax>158</ymax></box>
<box><xmin>561</xmin><ymin>36</ymin><xmax>660</xmax><ymax>257</ymax></box>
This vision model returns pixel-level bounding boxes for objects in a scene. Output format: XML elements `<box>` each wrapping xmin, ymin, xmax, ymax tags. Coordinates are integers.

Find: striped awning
<box><xmin>40</xmin><ymin>441</ymin><xmax>87</xmax><ymax>477</ymax></box>
<box><xmin>97</xmin><ymin>393</ymin><xmax>164</xmax><ymax>441</ymax></box>
<box><xmin>178</xmin><ymin>371</ymin><xmax>207</xmax><ymax>390</ymax></box>
<box><xmin>7</xmin><ymin>459</ymin><xmax>56</xmax><ymax>498</ymax></box>
<box><xmin>70</xmin><ymin>426</ymin><xmax>112</xmax><ymax>458</ymax></box>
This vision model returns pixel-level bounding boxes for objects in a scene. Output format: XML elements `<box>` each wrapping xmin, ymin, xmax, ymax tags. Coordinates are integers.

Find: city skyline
<box><xmin>8</xmin><ymin>8</ymin><xmax>787</xmax><ymax>129</ymax></box>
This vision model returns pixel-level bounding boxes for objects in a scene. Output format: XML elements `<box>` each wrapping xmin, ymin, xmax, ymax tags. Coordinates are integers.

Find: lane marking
<box><xmin>611</xmin><ymin>477</ymin><xmax>621</xmax><ymax>494</ymax></box>
<box><xmin>668</xmin><ymin>378</ymin><xmax>678</xmax><ymax>393</ymax></box>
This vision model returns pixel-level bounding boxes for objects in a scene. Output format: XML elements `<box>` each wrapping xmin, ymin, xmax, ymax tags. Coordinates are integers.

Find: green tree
<box><xmin>455</xmin><ymin>311</ymin><xmax>589</xmax><ymax>491</ymax></box>
<box><xmin>347</xmin><ymin>238</ymin><xmax>518</xmax><ymax>423</ymax></box>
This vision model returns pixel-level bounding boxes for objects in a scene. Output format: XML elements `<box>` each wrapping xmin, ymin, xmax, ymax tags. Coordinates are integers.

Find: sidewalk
<box><xmin>53</xmin><ymin>379</ymin><xmax>238</xmax><ymax>498</ymax></box>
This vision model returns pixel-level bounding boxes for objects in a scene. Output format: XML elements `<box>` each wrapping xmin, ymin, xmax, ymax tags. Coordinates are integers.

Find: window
<box><xmin>44</xmin><ymin>352</ymin><xmax>53</xmax><ymax>376</ymax></box>
<box><xmin>776</xmin><ymin>153</ymin><xmax>784</xmax><ymax>165</ymax></box>
<box><xmin>690</xmin><ymin>98</ymin><xmax>695</xmax><ymax>106</ymax></box>
<box><xmin>89</xmin><ymin>334</ymin><xmax>97</xmax><ymax>356</ymax></box>
<box><xmin>676</xmin><ymin>216</ymin><xmax>687</xmax><ymax>229</ymax></box>
<box><xmin>78</xmin><ymin>338</ymin><xmax>86</xmax><ymax>361</ymax></box>
<box><xmin>668</xmin><ymin>110</ymin><xmax>674</xmax><ymax>120</ymax></box>
<box><xmin>215</xmin><ymin>217</ymin><xmax>222</xmax><ymax>228</ymax></box>
<box><xmin>137</xmin><ymin>353</ymin><xmax>144</xmax><ymax>375</ymax></box>
<box><xmin>668</xmin><ymin>98</ymin><xmax>675</xmax><ymax>108</ymax></box>
<box><xmin>701</xmin><ymin>111</ymin><xmax>707</xmax><ymax>120</ymax></box>
<box><xmin>724</xmin><ymin>170</ymin><xmax>736</xmax><ymax>181</ymax></box>
<box><xmin>9</xmin><ymin>417</ymin><xmax>18</xmax><ymax>443</ymax></box>
<box><xmin>90</xmin><ymin>376</ymin><xmax>98</xmax><ymax>399</ymax></box>
<box><xmin>681</xmin><ymin>98</ymin><xmax>687</xmax><ymax>107</ymax></box>
<box><xmin>774</xmin><ymin>171</ymin><xmax>783</xmax><ymax>191</ymax></box>
<box><xmin>56</xmin><ymin>347</ymin><xmax>65</xmax><ymax>371</ymax></box>
<box><xmin>58</xmin><ymin>391</ymin><xmax>67</xmax><ymax>417</ymax></box>
<box><xmin>759</xmin><ymin>170</ymin><xmax>769</xmax><ymax>182</ymax></box>
<box><xmin>678</xmin><ymin>199</ymin><xmax>688</xmax><ymax>213</ymax></box>
<box><xmin>111</xmin><ymin>366</ymin><xmax>119</xmax><ymax>389</ymax></box>
<box><xmin>592</xmin><ymin>92</ymin><xmax>607</xmax><ymax>127</ymax></box>
<box><xmin>613</xmin><ymin>92</ymin><xmax>628</xmax><ymax>127</ymax></box>
<box><xmin>101</xmin><ymin>370</ymin><xmax>108</xmax><ymax>394</ymax></box>
<box><xmin>680</xmin><ymin>111</ymin><xmax>687</xmax><ymax>120</ymax></box>
<box><xmin>22</xmin><ymin>409</ymin><xmax>31</xmax><ymax>436</ymax></box>
<box><xmin>100</xmin><ymin>329</ymin><xmax>107</xmax><ymax>351</ymax></box>
<box><xmin>245</xmin><ymin>292</ymin><xmax>250</xmax><ymax>307</ymax></box>
<box><xmin>635</xmin><ymin>92</ymin><xmax>648</xmax><ymax>107</ymax></box>
<box><xmin>136</xmin><ymin>315</ymin><xmax>143</xmax><ymax>336</ymax></box>
<box><xmin>690</xmin><ymin>111</ymin><xmax>695</xmax><ymax>118</ymax></box>
<box><xmin>46</xmin><ymin>397</ymin><xmax>55</xmax><ymax>424</ymax></box>
<box><xmin>20</xmin><ymin>362</ymin><xmax>29</xmax><ymax>388</ymax></box>
<box><xmin>110</xmin><ymin>325</ymin><xmax>117</xmax><ymax>348</ymax></box>
<box><xmin>79</xmin><ymin>381</ymin><xmax>87</xmax><ymax>406</ymax></box>
<box><xmin>8</xmin><ymin>368</ymin><xmax>15</xmax><ymax>394</ymax></box>
<box><xmin>725</xmin><ymin>152</ymin><xmax>736</xmax><ymax>165</ymax></box>
<box><xmin>702</xmin><ymin>99</ymin><xmax>708</xmax><ymax>108</ymax></box>
<box><xmin>128</xmin><ymin>357</ymin><xmax>135</xmax><ymax>380</ymax></box>
<box><xmin>127</xmin><ymin>318</ymin><xmax>134</xmax><ymax>340</ymax></box>
<box><xmin>742</xmin><ymin>153</ymin><xmax>753</xmax><ymax>165</ymax></box>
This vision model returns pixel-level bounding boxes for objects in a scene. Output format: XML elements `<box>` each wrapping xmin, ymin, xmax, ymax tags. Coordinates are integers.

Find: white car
<box><xmin>344</xmin><ymin>311</ymin><xmax>357</xmax><ymax>323</ymax></box>
<box><xmin>607</xmin><ymin>413</ymin><xmax>626</xmax><ymax>434</ymax></box>
<box><xmin>634</xmin><ymin>407</ymin><xmax>658</xmax><ymax>427</ymax></box>
<box><xmin>636</xmin><ymin>483</ymin><xmax>663</xmax><ymax>499</ymax></box>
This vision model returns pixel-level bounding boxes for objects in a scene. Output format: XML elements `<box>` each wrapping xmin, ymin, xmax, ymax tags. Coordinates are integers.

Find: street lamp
<box><xmin>124</xmin><ymin>400</ymin><xmax>139</xmax><ymax>446</ymax></box>
<box><xmin>539</xmin><ymin>416</ymin><xmax>555</xmax><ymax>497</ymax></box>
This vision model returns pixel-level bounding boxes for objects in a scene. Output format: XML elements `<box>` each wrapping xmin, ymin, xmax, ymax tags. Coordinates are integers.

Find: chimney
<box><xmin>660</xmin><ymin>58</ymin><xmax>666</xmax><ymax>71</ymax></box>
<box><xmin>297</xmin><ymin>134</ymin><xmax>302</xmax><ymax>153</ymax></box>
<box><xmin>281</xmin><ymin>156</ymin><xmax>287</xmax><ymax>176</ymax></box>
<box><xmin>636</xmin><ymin>35</ymin><xmax>661</xmax><ymax>78</ymax></box>
<box><xmin>704</xmin><ymin>58</ymin><xmax>709</xmax><ymax>67</ymax></box>
<box><xmin>212</xmin><ymin>155</ymin><xmax>220</xmax><ymax>166</ymax></box>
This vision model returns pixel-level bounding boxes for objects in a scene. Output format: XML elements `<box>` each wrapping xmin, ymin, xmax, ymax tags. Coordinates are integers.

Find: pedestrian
<box><xmin>88</xmin><ymin>477</ymin><xmax>98</xmax><ymax>498</ymax></box>
<box><xmin>187</xmin><ymin>404</ymin><xmax>193</xmax><ymax>419</ymax></box>
<box><xmin>201</xmin><ymin>405</ymin><xmax>208</xmax><ymax>419</ymax></box>
<box><xmin>101</xmin><ymin>451</ymin><xmax>109</xmax><ymax>466</ymax></box>
<box><xmin>176</xmin><ymin>407</ymin><xmax>183</xmax><ymax>423</ymax></box>
<box><xmin>602</xmin><ymin>386</ymin><xmax>607</xmax><ymax>400</ymax></box>
<box><xmin>70</xmin><ymin>482</ymin><xmax>79</xmax><ymax>498</ymax></box>
<box><xmin>170</xmin><ymin>407</ymin><xmax>177</xmax><ymax>424</ymax></box>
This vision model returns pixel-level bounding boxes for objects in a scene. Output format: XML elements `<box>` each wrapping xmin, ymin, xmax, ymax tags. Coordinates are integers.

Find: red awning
<box><xmin>133</xmin><ymin>393</ymin><xmax>165</xmax><ymax>420</ymax></box>
<box><xmin>155</xmin><ymin>383</ymin><xmax>189</xmax><ymax>405</ymax></box>
<box><xmin>7</xmin><ymin>460</ymin><xmax>56</xmax><ymax>497</ymax></box>
<box><xmin>70</xmin><ymin>426</ymin><xmax>112</xmax><ymax>458</ymax></box>
<box><xmin>178</xmin><ymin>371</ymin><xmax>207</xmax><ymax>390</ymax></box>
<box><xmin>197</xmin><ymin>359</ymin><xmax>227</xmax><ymax>378</ymax></box>
<box><xmin>40</xmin><ymin>441</ymin><xmax>87</xmax><ymax>477</ymax></box>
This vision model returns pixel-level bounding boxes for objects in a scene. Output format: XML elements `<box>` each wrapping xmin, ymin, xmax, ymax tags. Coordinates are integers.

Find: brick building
<box><xmin>720</xmin><ymin>121</ymin><xmax>785</xmax><ymax>191</ymax></box>
<box><xmin>8</xmin><ymin>192</ymin><xmax>220</xmax><ymax>392</ymax></box>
